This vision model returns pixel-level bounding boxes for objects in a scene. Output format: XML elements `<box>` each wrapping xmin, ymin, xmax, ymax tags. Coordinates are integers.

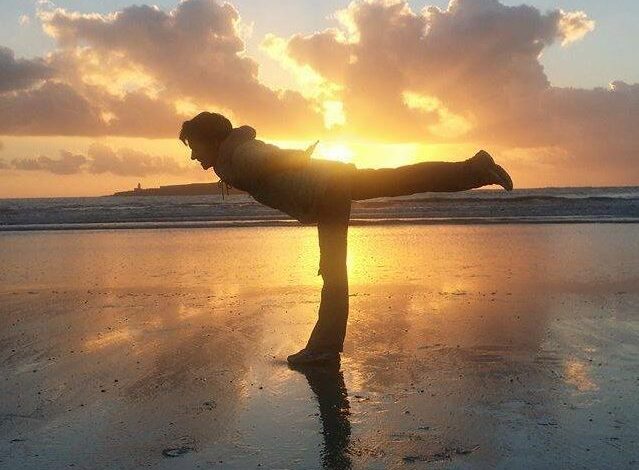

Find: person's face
<box><xmin>189</xmin><ymin>138</ymin><xmax>218</xmax><ymax>170</ymax></box>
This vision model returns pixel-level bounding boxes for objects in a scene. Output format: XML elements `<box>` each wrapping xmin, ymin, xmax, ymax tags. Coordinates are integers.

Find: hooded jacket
<box><xmin>214</xmin><ymin>126</ymin><xmax>355</xmax><ymax>224</ymax></box>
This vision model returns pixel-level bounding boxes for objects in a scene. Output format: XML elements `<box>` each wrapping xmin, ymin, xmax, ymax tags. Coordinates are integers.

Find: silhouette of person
<box><xmin>180</xmin><ymin>112</ymin><xmax>513</xmax><ymax>366</ymax></box>
<box><xmin>289</xmin><ymin>363</ymin><xmax>352</xmax><ymax>469</ymax></box>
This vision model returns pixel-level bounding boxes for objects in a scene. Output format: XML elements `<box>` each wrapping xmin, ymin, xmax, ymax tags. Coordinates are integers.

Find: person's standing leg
<box><xmin>288</xmin><ymin>182</ymin><xmax>351</xmax><ymax>364</ymax></box>
<box><xmin>351</xmin><ymin>150</ymin><xmax>513</xmax><ymax>200</ymax></box>
<box><xmin>306</xmin><ymin>186</ymin><xmax>351</xmax><ymax>353</ymax></box>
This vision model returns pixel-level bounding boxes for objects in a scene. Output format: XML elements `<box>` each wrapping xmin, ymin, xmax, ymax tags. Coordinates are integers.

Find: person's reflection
<box><xmin>290</xmin><ymin>363</ymin><xmax>352</xmax><ymax>470</ymax></box>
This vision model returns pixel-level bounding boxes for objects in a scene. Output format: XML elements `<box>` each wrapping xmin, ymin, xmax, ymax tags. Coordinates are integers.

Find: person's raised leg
<box><xmin>287</xmin><ymin>186</ymin><xmax>351</xmax><ymax>366</ymax></box>
<box><xmin>351</xmin><ymin>150</ymin><xmax>513</xmax><ymax>200</ymax></box>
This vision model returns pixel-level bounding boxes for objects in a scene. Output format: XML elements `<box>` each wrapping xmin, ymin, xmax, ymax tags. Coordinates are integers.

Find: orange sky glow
<box><xmin>0</xmin><ymin>0</ymin><xmax>637</xmax><ymax>197</ymax></box>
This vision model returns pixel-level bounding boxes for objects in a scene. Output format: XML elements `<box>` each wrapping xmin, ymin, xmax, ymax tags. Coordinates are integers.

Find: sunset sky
<box><xmin>1</xmin><ymin>0</ymin><xmax>638</xmax><ymax>197</ymax></box>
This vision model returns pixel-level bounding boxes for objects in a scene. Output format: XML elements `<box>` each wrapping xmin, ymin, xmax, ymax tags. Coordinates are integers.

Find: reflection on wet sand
<box><xmin>1</xmin><ymin>225</ymin><xmax>638</xmax><ymax>468</ymax></box>
<box><xmin>290</xmin><ymin>363</ymin><xmax>352</xmax><ymax>470</ymax></box>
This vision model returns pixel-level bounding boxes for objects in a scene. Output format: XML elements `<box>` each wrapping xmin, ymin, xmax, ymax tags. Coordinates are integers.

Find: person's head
<box><xmin>179</xmin><ymin>112</ymin><xmax>233</xmax><ymax>170</ymax></box>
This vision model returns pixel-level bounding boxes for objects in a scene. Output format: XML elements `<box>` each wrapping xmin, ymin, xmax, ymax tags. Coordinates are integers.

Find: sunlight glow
<box><xmin>316</xmin><ymin>143</ymin><xmax>354</xmax><ymax>163</ymax></box>
<box><xmin>269</xmin><ymin>138</ymin><xmax>475</xmax><ymax>170</ymax></box>
<box><xmin>63</xmin><ymin>49</ymin><xmax>161</xmax><ymax>98</ymax></box>
<box><xmin>323</xmin><ymin>100</ymin><xmax>347</xmax><ymax>129</ymax></box>
<box><xmin>175</xmin><ymin>99</ymin><xmax>200</xmax><ymax>117</ymax></box>
<box><xmin>261</xmin><ymin>34</ymin><xmax>344</xmax><ymax>130</ymax></box>
<box><xmin>403</xmin><ymin>91</ymin><xmax>474</xmax><ymax>139</ymax></box>
<box><xmin>261</xmin><ymin>35</ymin><xmax>338</xmax><ymax>98</ymax></box>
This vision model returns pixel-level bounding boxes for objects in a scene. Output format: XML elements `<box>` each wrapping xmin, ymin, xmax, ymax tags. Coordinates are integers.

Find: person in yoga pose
<box><xmin>180</xmin><ymin>112</ymin><xmax>513</xmax><ymax>366</ymax></box>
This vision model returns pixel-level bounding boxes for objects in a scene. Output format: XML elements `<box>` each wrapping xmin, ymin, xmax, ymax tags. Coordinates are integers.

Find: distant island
<box><xmin>111</xmin><ymin>182</ymin><xmax>245</xmax><ymax>197</ymax></box>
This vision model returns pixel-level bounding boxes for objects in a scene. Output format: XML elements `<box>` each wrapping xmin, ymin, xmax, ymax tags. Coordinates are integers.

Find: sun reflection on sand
<box><xmin>2</xmin><ymin>226</ymin><xmax>638</xmax><ymax>468</ymax></box>
<box><xmin>178</xmin><ymin>303</ymin><xmax>204</xmax><ymax>321</ymax></box>
<box><xmin>85</xmin><ymin>328</ymin><xmax>134</xmax><ymax>350</ymax></box>
<box><xmin>564</xmin><ymin>358</ymin><xmax>598</xmax><ymax>392</ymax></box>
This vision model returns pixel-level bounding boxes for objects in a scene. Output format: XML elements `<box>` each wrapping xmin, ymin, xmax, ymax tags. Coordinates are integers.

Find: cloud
<box><xmin>103</xmin><ymin>92</ymin><xmax>186</xmax><ymax>138</ymax></box>
<box><xmin>4</xmin><ymin>144</ymin><xmax>198</xmax><ymax>177</ymax></box>
<box><xmin>0</xmin><ymin>46</ymin><xmax>52</xmax><ymax>92</ymax></box>
<box><xmin>19</xmin><ymin>15</ymin><xmax>31</xmax><ymax>27</ymax></box>
<box><xmin>264</xmin><ymin>0</ymin><xmax>639</xmax><ymax>182</ymax></box>
<box><xmin>0</xmin><ymin>54</ymin><xmax>188</xmax><ymax>137</ymax></box>
<box><xmin>86</xmin><ymin>144</ymin><xmax>195</xmax><ymax>177</ymax></box>
<box><xmin>40</xmin><ymin>0</ymin><xmax>323</xmax><ymax>137</ymax></box>
<box><xmin>12</xmin><ymin>150</ymin><xmax>87</xmax><ymax>175</ymax></box>
<box><xmin>558</xmin><ymin>10</ymin><xmax>595</xmax><ymax>45</ymax></box>
<box><xmin>0</xmin><ymin>1</ymin><xmax>323</xmax><ymax>138</ymax></box>
<box><xmin>271</xmin><ymin>0</ymin><xmax>593</xmax><ymax>140</ymax></box>
<box><xmin>0</xmin><ymin>142</ymin><xmax>7</xmax><ymax>170</ymax></box>
<box><xmin>0</xmin><ymin>81</ymin><xmax>104</xmax><ymax>135</ymax></box>
<box><xmin>540</xmin><ymin>82</ymin><xmax>639</xmax><ymax>180</ymax></box>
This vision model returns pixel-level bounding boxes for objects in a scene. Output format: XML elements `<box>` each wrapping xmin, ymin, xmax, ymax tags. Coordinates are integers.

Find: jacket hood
<box><xmin>219</xmin><ymin>126</ymin><xmax>256</xmax><ymax>159</ymax></box>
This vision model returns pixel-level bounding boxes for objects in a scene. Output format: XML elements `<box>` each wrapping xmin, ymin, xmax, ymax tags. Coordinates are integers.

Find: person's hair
<box><xmin>179</xmin><ymin>112</ymin><xmax>233</xmax><ymax>147</ymax></box>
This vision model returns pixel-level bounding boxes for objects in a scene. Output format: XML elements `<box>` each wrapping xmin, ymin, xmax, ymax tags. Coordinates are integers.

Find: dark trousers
<box><xmin>306</xmin><ymin>160</ymin><xmax>485</xmax><ymax>352</ymax></box>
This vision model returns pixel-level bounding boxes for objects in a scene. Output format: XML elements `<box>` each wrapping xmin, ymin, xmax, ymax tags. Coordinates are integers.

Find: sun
<box><xmin>316</xmin><ymin>143</ymin><xmax>354</xmax><ymax>163</ymax></box>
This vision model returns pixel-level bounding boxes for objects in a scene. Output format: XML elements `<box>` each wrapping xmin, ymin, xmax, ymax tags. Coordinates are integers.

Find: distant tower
<box><xmin>136</xmin><ymin>182</ymin><xmax>142</xmax><ymax>191</ymax></box>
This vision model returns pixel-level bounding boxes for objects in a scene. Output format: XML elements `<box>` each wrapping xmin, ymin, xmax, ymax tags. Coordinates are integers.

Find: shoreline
<box><xmin>2</xmin><ymin>217</ymin><xmax>639</xmax><ymax>232</ymax></box>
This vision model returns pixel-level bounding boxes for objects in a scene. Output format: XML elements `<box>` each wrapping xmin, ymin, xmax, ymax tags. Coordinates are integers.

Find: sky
<box><xmin>0</xmin><ymin>0</ymin><xmax>638</xmax><ymax>197</ymax></box>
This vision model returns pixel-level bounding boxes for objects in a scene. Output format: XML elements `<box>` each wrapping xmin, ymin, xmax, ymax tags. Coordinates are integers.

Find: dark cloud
<box><xmin>0</xmin><ymin>46</ymin><xmax>52</xmax><ymax>92</ymax></box>
<box><xmin>0</xmin><ymin>81</ymin><xmax>104</xmax><ymax>136</ymax></box>
<box><xmin>4</xmin><ymin>144</ymin><xmax>197</xmax><ymax>177</ymax></box>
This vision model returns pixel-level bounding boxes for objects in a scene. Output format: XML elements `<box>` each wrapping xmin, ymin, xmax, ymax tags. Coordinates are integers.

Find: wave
<box><xmin>356</xmin><ymin>195</ymin><xmax>639</xmax><ymax>206</ymax></box>
<box><xmin>2</xmin><ymin>216</ymin><xmax>638</xmax><ymax>232</ymax></box>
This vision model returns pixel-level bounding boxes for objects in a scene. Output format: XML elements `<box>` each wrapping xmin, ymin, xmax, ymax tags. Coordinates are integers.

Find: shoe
<box><xmin>287</xmin><ymin>348</ymin><xmax>340</xmax><ymax>366</ymax></box>
<box><xmin>470</xmin><ymin>150</ymin><xmax>513</xmax><ymax>191</ymax></box>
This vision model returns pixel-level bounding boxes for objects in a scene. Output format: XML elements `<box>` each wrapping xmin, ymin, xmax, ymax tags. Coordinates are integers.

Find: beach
<box><xmin>1</xmin><ymin>224</ymin><xmax>638</xmax><ymax>469</ymax></box>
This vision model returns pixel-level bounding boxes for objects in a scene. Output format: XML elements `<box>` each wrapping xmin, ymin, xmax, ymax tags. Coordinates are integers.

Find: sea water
<box><xmin>1</xmin><ymin>187</ymin><xmax>638</xmax><ymax>231</ymax></box>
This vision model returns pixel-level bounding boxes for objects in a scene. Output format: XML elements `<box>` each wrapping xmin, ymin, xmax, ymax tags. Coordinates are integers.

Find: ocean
<box><xmin>1</xmin><ymin>186</ymin><xmax>638</xmax><ymax>231</ymax></box>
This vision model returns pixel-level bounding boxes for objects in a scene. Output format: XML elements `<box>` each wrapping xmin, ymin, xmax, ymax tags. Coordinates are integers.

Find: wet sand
<box><xmin>1</xmin><ymin>225</ymin><xmax>638</xmax><ymax>469</ymax></box>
